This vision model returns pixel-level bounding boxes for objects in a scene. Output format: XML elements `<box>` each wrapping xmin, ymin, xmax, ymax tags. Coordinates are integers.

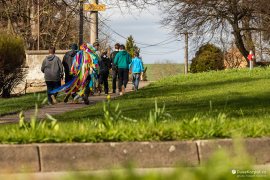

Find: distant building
<box><xmin>224</xmin><ymin>47</ymin><xmax>247</xmax><ymax>69</ymax></box>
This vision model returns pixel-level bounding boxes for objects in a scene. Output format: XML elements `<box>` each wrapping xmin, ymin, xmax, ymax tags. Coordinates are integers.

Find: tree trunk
<box><xmin>242</xmin><ymin>16</ymin><xmax>256</xmax><ymax>64</ymax></box>
<box><xmin>232</xmin><ymin>28</ymin><xmax>249</xmax><ymax>64</ymax></box>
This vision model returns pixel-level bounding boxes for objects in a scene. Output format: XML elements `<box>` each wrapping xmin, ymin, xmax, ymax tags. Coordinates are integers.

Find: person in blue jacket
<box><xmin>129</xmin><ymin>51</ymin><xmax>144</xmax><ymax>91</ymax></box>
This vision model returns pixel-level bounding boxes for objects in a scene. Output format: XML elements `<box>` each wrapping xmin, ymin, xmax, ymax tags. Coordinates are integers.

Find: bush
<box><xmin>0</xmin><ymin>32</ymin><xmax>26</xmax><ymax>98</ymax></box>
<box><xmin>190</xmin><ymin>43</ymin><xmax>224</xmax><ymax>73</ymax></box>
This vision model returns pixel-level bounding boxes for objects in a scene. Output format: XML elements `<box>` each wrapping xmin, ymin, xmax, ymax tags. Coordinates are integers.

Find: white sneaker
<box><xmin>119</xmin><ymin>92</ymin><xmax>123</xmax><ymax>96</ymax></box>
<box><xmin>51</xmin><ymin>95</ymin><xmax>57</xmax><ymax>104</ymax></box>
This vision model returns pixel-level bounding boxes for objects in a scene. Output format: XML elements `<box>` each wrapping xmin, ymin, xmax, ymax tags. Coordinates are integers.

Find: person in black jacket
<box><xmin>98</xmin><ymin>51</ymin><xmax>112</xmax><ymax>95</ymax></box>
<box><xmin>110</xmin><ymin>43</ymin><xmax>120</xmax><ymax>93</ymax></box>
<box><xmin>62</xmin><ymin>44</ymin><xmax>78</xmax><ymax>103</ymax></box>
<box><xmin>62</xmin><ymin>44</ymin><xmax>78</xmax><ymax>84</ymax></box>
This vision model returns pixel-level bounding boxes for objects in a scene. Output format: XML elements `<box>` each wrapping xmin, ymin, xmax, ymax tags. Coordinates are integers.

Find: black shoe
<box><xmin>112</xmin><ymin>90</ymin><xmax>116</xmax><ymax>93</ymax></box>
<box><xmin>64</xmin><ymin>95</ymin><xmax>70</xmax><ymax>103</ymax></box>
<box><xmin>83</xmin><ymin>96</ymin><xmax>89</xmax><ymax>105</ymax></box>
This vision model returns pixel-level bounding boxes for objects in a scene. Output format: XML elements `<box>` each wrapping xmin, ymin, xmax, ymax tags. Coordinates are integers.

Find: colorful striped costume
<box><xmin>50</xmin><ymin>43</ymin><xmax>99</xmax><ymax>99</ymax></box>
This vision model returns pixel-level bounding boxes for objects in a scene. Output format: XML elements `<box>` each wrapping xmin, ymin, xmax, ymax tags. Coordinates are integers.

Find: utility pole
<box><xmin>259</xmin><ymin>13</ymin><xmax>263</xmax><ymax>61</ymax></box>
<box><xmin>37</xmin><ymin>0</ymin><xmax>40</xmax><ymax>50</ymax></box>
<box><xmin>181</xmin><ymin>31</ymin><xmax>192</xmax><ymax>75</ymax></box>
<box><xmin>90</xmin><ymin>0</ymin><xmax>98</xmax><ymax>44</ymax></box>
<box><xmin>79</xmin><ymin>0</ymin><xmax>84</xmax><ymax>46</ymax></box>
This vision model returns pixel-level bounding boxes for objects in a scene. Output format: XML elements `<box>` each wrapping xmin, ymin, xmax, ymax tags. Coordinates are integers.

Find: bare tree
<box><xmin>161</xmin><ymin>1</ymin><xmax>254</xmax><ymax>63</ymax></box>
<box><xmin>103</xmin><ymin>0</ymin><xmax>270</xmax><ymax>63</ymax></box>
<box><xmin>0</xmin><ymin>0</ymin><xmax>80</xmax><ymax>50</ymax></box>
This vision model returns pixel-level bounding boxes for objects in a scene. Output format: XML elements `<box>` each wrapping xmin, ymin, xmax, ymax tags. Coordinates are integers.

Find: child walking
<box><xmin>129</xmin><ymin>52</ymin><xmax>144</xmax><ymax>91</ymax></box>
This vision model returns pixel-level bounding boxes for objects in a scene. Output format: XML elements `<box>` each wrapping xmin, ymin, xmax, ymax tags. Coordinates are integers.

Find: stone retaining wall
<box><xmin>13</xmin><ymin>50</ymin><xmax>68</xmax><ymax>94</ymax></box>
<box><xmin>0</xmin><ymin>138</ymin><xmax>269</xmax><ymax>173</ymax></box>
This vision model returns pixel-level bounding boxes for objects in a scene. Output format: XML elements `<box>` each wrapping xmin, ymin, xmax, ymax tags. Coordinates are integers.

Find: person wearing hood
<box><xmin>41</xmin><ymin>47</ymin><xmax>63</xmax><ymax>105</ymax></box>
<box><xmin>129</xmin><ymin>51</ymin><xmax>144</xmax><ymax>91</ymax></box>
<box><xmin>62</xmin><ymin>44</ymin><xmax>78</xmax><ymax>84</ymax></box>
<box><xmin>62</xmin><ymin>44</ymin><xmax>78</xmax><ymax>103</ymax></box>
<box><xmin>114</xmin><ymin>44</ymin><xmax>132</xmax><ymax>95</ymax></box>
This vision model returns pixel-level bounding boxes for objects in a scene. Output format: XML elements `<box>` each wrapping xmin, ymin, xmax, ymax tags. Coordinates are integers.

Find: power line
<box><xmin>139</xmin><ymin>38</ymin><xmax>178</xmax><ymax>48</ymax></box>
<box><xmin>98</xmin><ymin>13</ymin><xmax>179</xmax><ymax>48</ymax></box>
<box><xmin>101</xmin><ymin>21</ymin><xmax>178</xmax><ymax>48</ymax></box>
<box><xmin>140</xmin><ymin>47</ymin><xmax>184</xmax><ymax>55</ymax></box>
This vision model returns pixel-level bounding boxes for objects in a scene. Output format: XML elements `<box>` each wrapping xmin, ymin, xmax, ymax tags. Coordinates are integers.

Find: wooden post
<box><xmin>37</xmin><ymin>0</ymin><xmax>40</xmax><ymax>50</ymax></box>
<box><xmin>90</xmin><ymin>0</ymin><xmax>98</xmax><ymax>44</ymax></box>
<box><xmin>79</xmin><ymin>0</ymin><xmax>84</xmax><ymax>45</ymax></box>
<box><xmin>181</xmin><ymin>31</ymin><xmax>192</xmax><ymax>75</ymax></box>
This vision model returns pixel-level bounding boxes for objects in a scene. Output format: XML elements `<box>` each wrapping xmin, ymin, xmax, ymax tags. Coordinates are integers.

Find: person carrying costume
<box><xmin>129</xmin><ymin>51</ymin><xmax>144</xmax><ymax>91</ymax></box>
<box><xmin>62</xmin><ymin>44</ymin><xmax>78</xmax><ymax>83</ymax></box>
<box><xmin>114</xmin><ymin>44</ymin><xmax>132</xmax><ymax>95</ymax></box>
<box><xmin>62</xmin><ymin>43</ymin><xmax>78</xmax><ymax>103</ymax></box>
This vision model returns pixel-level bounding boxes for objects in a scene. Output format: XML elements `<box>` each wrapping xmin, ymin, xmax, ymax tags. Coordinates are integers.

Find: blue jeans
<box><xmin>132</xmin><ymin>73</ymin><xmax>141</xmax><ymax>91</ymax></box>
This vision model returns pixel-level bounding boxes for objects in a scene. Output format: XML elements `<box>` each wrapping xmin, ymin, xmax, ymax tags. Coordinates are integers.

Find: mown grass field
<box><xmin>0</xmin><ymin>68</ymin><xmax>270</xmax><ymax>143</ymax></box>
<box><xmin>144</xmin><ymin>63</ymin><xmax>184</xmax><ymax>81</ymax></box>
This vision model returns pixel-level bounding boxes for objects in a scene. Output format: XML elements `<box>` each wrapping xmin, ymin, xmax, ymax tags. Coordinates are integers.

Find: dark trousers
<box><xmin>82</xmin><ymin>76</ymin><xmax>91</xmax><ymax>104</ymax></box>
<box><xmin>46</xmin><ymin>81</ymin><xmax>61</xmax><ymax>104</ymax></box>
<box><xmin>118</xmin><ymin>68</ymin><xmax>129</xmax><ymax>92</ymax></box>
<box><xmin>84</xmin><ymin>75</ymin><xmax>91</xmax><ymax>97</ymax></box>
<box><xmin>65</xmin><ymin>74</ymin><xmax>73</xmax><ymax>84</ymax></box>
<box><xmin>112</xmin><ymin>69</ymin><xmax>118</xmax><ymax>92</ymax></box>
<box><xmin>99</xmin><ymin>73</ymin><xmax>109</xmax><ymax>94</ymax></box>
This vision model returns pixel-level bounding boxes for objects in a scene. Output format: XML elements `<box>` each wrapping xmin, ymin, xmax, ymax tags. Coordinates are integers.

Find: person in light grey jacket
<box><xmin>41</xmin><ymin>47</ymin><xmax>63</xmax><ymax>105</ymax></box>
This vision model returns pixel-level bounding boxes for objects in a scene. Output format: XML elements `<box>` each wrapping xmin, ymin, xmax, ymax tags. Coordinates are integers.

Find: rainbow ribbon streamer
<box><xmin>49</xmin><ymin>43</ymin><xmax>99</xmax><ymax>98</ymax></box>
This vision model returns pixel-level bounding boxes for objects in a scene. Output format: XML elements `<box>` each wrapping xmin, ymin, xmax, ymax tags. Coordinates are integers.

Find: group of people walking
<box><xmin>41</xmin><ymin>42</ymin><xmax>144</xmax><ymax>105</ymax></box>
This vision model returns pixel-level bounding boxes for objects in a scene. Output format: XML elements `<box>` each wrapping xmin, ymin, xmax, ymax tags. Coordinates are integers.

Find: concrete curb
<box><xmin>197</xmin><ymin>138</ymin><xmax>270</xmax><ymax>165</ymax></box>
<box><xmin>0</xmin><ymin>138</ymin><xmax>269</xmax><ymax>173</ymax></box>
<box><xmin>0</xmin><ymin>145</ymin><xmax>40</xmax><ymax>172</ymax></box>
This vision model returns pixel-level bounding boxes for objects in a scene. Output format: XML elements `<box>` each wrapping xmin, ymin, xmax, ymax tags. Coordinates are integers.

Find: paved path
<box><xmin>0</xmin><ymin>81</ymin><xmax>150</xmax><ymax>124</ymax></box>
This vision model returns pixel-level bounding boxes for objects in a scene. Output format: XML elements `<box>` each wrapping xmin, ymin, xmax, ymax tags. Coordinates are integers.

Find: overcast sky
<box><xmin>101</xmin><ymin>5</ymin><xmax>185</xmax><ymax>64</ymax></box>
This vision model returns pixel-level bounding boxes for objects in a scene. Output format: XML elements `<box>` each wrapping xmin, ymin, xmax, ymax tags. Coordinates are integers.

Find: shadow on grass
<box><xmin>127</xmin><ymin>77</ymin><xmax>264</xmax><ymax>99</ymax></box>
<box><xmin>56</xmin><ymin>90</ymin><xmax>270</xmax><ymax>123</ymax></box>
<box><xmin>55</xmin><ymin>76</ymin><xmax>270</xmax><ymax>122</ymax></box>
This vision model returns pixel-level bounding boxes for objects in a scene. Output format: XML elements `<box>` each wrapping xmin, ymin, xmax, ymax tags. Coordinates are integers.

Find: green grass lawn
<box><xmin>0</xmin><ymin>63</ymin><xmax>181</xmax><ymax>116</ymax></box>
<box><xmin>0</xmin><ymin>92</ymin><xmax>47</xmax><ymax>116</ymax></box>
<box><xmin>0</xmin><ymin>68</ymin><xmax>270</xmax><ymax>143</ymax></box>
<box><xmin>144</xmin><ymin>63</ymin><xmax>184</xmax><ymax>81</ymax></box>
